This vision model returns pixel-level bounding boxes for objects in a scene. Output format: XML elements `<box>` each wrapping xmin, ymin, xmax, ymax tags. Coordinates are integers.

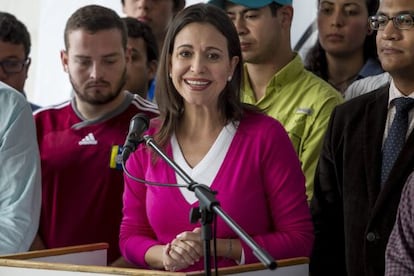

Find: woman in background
<box><xmin>305</xmin><ymin>0</ymin><xmax>382</xmax><ymax>94</ymax></box>
<box><xmin>119</xmin><ymin>3</ymin><xmax>313</xmax><ymax>272</ymax></box>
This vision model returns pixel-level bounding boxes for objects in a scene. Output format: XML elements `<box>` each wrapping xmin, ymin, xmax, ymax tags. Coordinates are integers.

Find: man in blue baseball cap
<box><xmin>208</xmin><ymin>0</ymin><xmax>343</xmax><ymax>204</ymax></box>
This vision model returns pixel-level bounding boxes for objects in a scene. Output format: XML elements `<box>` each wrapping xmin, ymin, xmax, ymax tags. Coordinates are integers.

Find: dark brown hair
<box><xmin>122</xmin><ymin>17</ymin><xmax>158</xmax><ymax>62</ymax></box>
<box><xmin>0</xmin><ymin>12</ymin><xmax>31</xmax><ymax>58</ymax></box>
<box><xmin>64</xmin><ymin>5</ymin><xmax>127</xmax><ymax>51</ymax></box>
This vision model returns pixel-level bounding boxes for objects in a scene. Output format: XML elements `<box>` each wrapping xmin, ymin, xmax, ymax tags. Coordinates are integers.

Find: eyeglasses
<box><xmin>369</xmin><ymin>14</ymin><xmax>414</xmax><ymax>31</ymax></box>
<box><xmin>0</xmin><ymin>58</ymin><xmax>29</xmax><ymax>74</ymax></box>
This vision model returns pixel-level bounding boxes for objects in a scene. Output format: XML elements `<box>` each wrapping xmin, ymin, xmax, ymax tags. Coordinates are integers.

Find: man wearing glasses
<box><xmin>0</xmin><ymin>12</ymin><xmax>39</xmax><ymax>111</ymax></box>
<box><xmin>311</xmin><ymin>0</ymin><xmax>414</xmax><ymax>275</ymax></box>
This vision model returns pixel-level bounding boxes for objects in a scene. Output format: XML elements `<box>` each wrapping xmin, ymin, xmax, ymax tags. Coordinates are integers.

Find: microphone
<box><xmin>122</xmin><ymin>113</ymin><xmax>149</xmax><ymax>162</ymax></box>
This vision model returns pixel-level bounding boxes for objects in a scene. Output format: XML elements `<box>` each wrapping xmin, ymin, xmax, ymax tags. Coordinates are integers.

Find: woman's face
<box><xmin>169</xmin><ymin>22</ymin><xmax>239</xmax><ymax>110</ymax></box>
<box><xmin>317</xmin><ymin>0</ymin><xmax>370</xmax><ymax>57</ymax></box>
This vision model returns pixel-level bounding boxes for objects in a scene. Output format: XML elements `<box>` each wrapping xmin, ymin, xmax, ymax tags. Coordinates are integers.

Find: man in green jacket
<box><xmin>210</xmin><ymin>0</ymin><xmax>343</xmax><ymax>202</ymax></box>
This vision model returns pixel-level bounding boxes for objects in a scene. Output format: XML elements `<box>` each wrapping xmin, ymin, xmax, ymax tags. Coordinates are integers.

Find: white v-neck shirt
<box><xmin>171</xmin><ymin>122</ymin><xmax>237</xmax><ymax>204</ymax></box>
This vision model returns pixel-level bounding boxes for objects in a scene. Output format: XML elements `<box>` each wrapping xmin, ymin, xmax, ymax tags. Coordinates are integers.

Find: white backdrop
<box><xmin>2</xmin><ymin>0</ymin><xmax>316</xmax><ymax>107</ymax></box>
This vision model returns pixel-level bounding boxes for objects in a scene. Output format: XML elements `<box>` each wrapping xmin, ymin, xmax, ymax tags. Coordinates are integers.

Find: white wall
<box><xmin>2</xmin><ymin>0</ymin><xmax>316</xmax><ymax>107</ymax></box>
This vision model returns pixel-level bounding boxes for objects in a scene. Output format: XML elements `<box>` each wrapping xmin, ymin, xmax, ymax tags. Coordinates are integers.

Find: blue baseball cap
<box><xmin>208</xmin><ymin>0</ymin><xmax>292</xmax><ymax>9</ymax></box>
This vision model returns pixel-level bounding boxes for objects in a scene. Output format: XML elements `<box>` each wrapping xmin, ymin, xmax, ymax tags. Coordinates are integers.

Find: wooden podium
<box><xmin>0</xmin><ymin>243</ymin><xmax>309</xmax><ymax>275</ymax></box>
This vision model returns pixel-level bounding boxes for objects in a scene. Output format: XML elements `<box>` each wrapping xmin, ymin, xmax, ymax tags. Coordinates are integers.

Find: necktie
<box><xmin>381</xmin><ymin>97</ymin><xmax>414</xmax><ymax>185</ymax></box>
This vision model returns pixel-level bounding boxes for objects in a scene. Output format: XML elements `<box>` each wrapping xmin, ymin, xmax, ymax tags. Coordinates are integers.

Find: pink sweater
<box><xmin>120</xmin><ymin>111</ymin><xmax>313</xmax><ymax>271</ymax></box>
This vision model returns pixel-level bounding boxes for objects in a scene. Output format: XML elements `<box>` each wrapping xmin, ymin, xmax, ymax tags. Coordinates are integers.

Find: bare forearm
<box><xmin>214</xmin><ymin>238</ymin><xmax>242</xmax><ymax>261</ymax></box>
<box><xmin>145</xmin><ymin>244</ymin><xmax>166</xmax><ymax>269</ymax></box>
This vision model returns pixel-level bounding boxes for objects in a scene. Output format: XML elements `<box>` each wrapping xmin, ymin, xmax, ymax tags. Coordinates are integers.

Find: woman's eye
<box><xmin>179</xmin><ymin>51</ymin><xmax>192</xmax><ymax>58</ymax></box>
<box><xmin>207</xmin><ymin>53</ymin><xmax>220</xmax><ymax>60</ymax></box>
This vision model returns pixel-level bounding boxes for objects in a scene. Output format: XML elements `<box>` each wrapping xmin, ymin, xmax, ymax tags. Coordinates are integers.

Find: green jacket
<box><xmin>242</xmin><ymin>54</ymin><xmax>343</xmax><ymax>202</ymax></box>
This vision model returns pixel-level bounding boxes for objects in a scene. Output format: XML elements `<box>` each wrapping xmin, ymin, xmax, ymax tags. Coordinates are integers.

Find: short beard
<box><xmin>71</xmin><ymin>68</ymin><xmax>127</xmax><ymax>106</ymax></box>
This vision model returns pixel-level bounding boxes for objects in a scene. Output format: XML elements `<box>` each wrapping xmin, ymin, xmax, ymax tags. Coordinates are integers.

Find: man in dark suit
<box><xmin>310</xmin><ymin>0</ymin><xmax>414</xmax><ymax>275</ymax></box>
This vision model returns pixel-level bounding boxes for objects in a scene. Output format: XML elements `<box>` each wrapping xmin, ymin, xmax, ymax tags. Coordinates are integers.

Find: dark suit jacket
<box><xmin>310</xmin><ymin>85</ymin><xmax>414</xmax><ymax>276</ymax></box>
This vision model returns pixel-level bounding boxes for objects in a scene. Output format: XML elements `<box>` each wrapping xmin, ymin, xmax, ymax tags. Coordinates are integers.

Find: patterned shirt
<box><xmin>385</xmin><ymin>171</ymin><xmax>414</xmax><ymax>275</ymax></box>
<box><xmin>344</xmin><ymin>72</ymin><xmax>391</xmax><ymax>101</ymax></box>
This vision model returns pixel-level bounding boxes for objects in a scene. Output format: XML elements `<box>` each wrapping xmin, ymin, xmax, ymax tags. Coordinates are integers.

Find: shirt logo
<box><xmin>78</xmin><ymin>133</ymin><xmax>98</xmax><ymax>145</ymax></box>
<box><xmin>296</xmin><ymin>108</ymin><xmax>313</xmax><ymax>115</ymax></box>
<box><xmin>110</xmin><ymin>145</ymin><xmax>123</xmax><ymax>170</ymax></box>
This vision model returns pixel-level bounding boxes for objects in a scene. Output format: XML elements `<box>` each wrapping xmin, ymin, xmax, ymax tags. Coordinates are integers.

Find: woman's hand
<box><xmin>163</xmin><ymin>228</ymin><xmax>203</xmax><ymax>271</ymax></box>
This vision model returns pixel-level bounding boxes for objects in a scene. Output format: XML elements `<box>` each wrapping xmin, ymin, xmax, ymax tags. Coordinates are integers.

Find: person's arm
<box><xmin>300</xmin><ymin>92</ymin><xmax>343</xmax><ymax>203</ymax></box>
<box><xmin>236</xmin><ymin>118</ymin><xmax>314</xmax><ymax>264</ymax></box>
<box><xmin>161</xmin><ymin>228</ymin><xmax>242</xmax><ymax>271</ymax></box>
<box><xmin>265</xmin><ymin>123</ymin><xmax>314</xmax><ymax>258</ymax></box>
<box><xmin>385</xmin><ymin>173</ymin><xmax>414</xmax><ymax>275</ymax></box>
<box><xmin>310</xmin><ymin>108</ymin><xmax>347</xmax><ymax>275</ymax></box>
<box><xmin>119</xmin><ymin>144</ymin><xmax>163</xmax><ymax>268</ymax></box>
<box><xmin>0</xmin><ymin>101</ymin><xmax>41</xmax><ymax>254</ymax></box>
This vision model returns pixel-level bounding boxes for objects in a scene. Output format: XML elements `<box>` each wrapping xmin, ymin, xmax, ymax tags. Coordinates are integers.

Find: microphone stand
<box><xmin>143</xmin><ymin>135</ymin><xmax>277</xmax><ymax>275</ymax></box>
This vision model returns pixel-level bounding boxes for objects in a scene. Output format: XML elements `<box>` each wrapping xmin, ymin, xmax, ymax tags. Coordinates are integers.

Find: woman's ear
<box><xmin>229</xmin><ymin>56</ymin><xmax>239</xmax><ymax>78</ymax></box>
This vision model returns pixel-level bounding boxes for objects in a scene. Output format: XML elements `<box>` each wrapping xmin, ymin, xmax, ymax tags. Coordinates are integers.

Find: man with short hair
<box><xmin>210</xmin><ymin>0</ymin><xmax>343</xmax><ymax>202</ymax></box>
<box><xmin>32</xmin><ymin>5</ymin><xmax>158</xmax><ymax>266</ymax></box>
<box><xmin>122</xmin><ymin>17</ymin><xmax>158</xmax><ymax>99</ymax></box>
<box><xmin>311</xmin><ymin>0</ymin><xmax>414</xmax><ymax>274</ymax></box>
<box><xmin>0</xmin><ymin>81</ymin><xmax>41</xmax><ymax>254</ymax></box>
<box><xmin>0</xmin><ymin>12</ymin><xmax>39</xmax><ymax>110</ymax></box>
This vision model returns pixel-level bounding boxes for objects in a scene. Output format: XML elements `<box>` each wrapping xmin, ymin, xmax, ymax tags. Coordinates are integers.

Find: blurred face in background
<box><xmin>122</xmin><ymin>0</ymin><xmax>175</xmax><ymax>43</ymax></box>
<box><xmin>318</xmin><ymin>0</ymin><xmax>370</xmax><ymax>58</ymax></box>
<box><xmin>124</xmin><ymin>36</ymin><xmax>157</xmax><ymax>98</ymax></box>
<box><xmin>226</xmin><ymin>3</ymin><xmax>291</xmax><ymax>64</ymax></box>
<box><xmin>0</xmin><ymin>40</ymin><xmax>30</xmax><ymax>92</ymax></box>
